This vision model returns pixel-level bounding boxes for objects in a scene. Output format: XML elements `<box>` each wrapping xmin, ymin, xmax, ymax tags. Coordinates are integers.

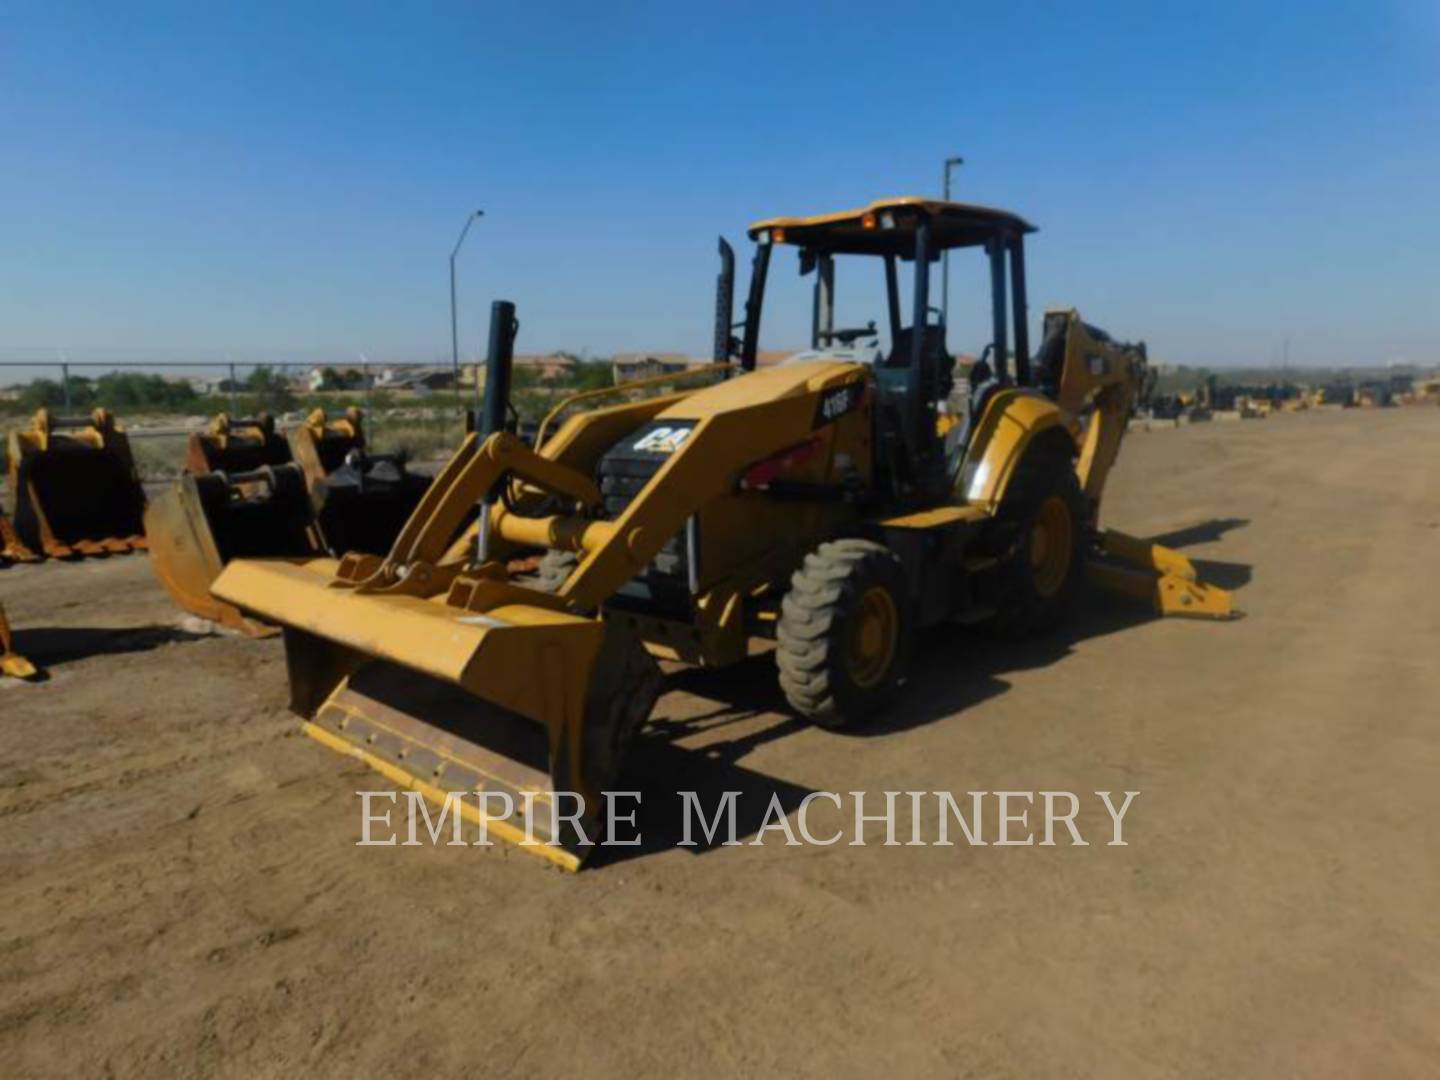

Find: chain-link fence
<box><xmin>0</xmin><ymin>357</ymin><xmax>476</xmax><ymax>482</ymax></box>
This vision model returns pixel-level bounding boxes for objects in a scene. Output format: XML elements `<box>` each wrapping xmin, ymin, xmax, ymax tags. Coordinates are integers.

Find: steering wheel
<box><xmin>818</xmin><ymin>321</ymin><xmax>878</xmax><ymax>346</ymax></box>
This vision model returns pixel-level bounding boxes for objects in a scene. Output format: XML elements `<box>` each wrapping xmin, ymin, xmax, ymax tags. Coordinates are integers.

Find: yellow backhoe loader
<box><xmin>214</xmin><ymin>197</ymin><xmax>1232</xmax><ymax>869</ymax></box>
<box><xmin>146</xmin><ymin>407</ymin><xmax>432</xmax><ymax>634</ymax></box>
<box><xmin>5</xmin><ymin>409</ymin><xmax>147</xmax><ymax>558</ymax></box>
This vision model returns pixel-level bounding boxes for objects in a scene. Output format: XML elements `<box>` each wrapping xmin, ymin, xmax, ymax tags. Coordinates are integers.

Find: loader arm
<box><xmin>209</xmin><ymin>358</ymin><xmax>872</xmax><ymax>867</ymax></box>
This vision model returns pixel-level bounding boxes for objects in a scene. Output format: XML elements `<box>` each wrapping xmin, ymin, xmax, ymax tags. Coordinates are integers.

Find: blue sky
<box><xmin>1</xmin><ymin>1</ymin><xmax>1437</xmax><ymax>372</ymax></box>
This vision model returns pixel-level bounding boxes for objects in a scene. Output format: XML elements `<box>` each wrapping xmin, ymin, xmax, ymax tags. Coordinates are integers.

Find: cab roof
<box><xmin>748</xmin><ymin>197</ymin><xmax>1035</xmax><ymax>257</ymax></box>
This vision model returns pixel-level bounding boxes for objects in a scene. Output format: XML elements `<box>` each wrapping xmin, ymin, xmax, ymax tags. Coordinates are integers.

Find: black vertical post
<box><xmin>479</xmin><ymin>300</ymin><xmax>517</xmax><ymax>437</ymax></box>
<box><xmin>475</xmin><ymin>299</ymin><xmax>517</xmax><ymax>566</ymax></box>
<box><xmin>714</xmin><ymin>238</ymin><xmax>735</xmax><ymax>363</ymax></box>
<box><xmin>884</xmin><ymin>255</ymin><xmax>902</xmax><ymax>343</ymax></box>
<box><xmin>810</xmin><ymin>254</ymin><xmax>834</xmax><ymax>349</ymax></box>
<box><xmin>1009</xmin><ymin>235</ymin><xmax>1030</xmax><ymax>386</ymax></box>
<box><xmin>739</xmin><ymin>241</ymin><xmax>771</xmax><ymax>371</ymax></box>
<box><xmin>911</xmin><ymin>221</ymin><xmax>933</xmax><ymax>479</ymax></box>
<box><xmin>988</xmin><ymin>238</ymin><xmax>1009</xmax><ymax>383</ymax></box>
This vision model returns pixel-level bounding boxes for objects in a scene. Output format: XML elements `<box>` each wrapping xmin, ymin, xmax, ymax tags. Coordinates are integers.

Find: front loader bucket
<box><xmin>6</xmin><ymin>409</ymin><xmax>147</xmax><ymax>558</ymax></box>
<box><xmin>0</xmin><ymin>602</ymin><xmax>38</xmax><ymax>680</ymax></box>
<box><xmin>144</xmin><ymin>464</ymin><xmax>324</xmax><ymax>636</ymax></box>
<box><xmin>212</xmin><ymin>559</ymin><xmax>658</xmax><ymax>870</ymax></box>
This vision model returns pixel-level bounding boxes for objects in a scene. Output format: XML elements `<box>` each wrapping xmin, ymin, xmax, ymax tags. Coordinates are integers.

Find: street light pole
<box><xmin>450</xmin><ymin>209</ymin><xmax>485</xmax><ymax>408</ymax></box>
<box><xmin>941</xmin><ymin>155</ymin><xmax>963</xmax><ymax>332</ymax></box>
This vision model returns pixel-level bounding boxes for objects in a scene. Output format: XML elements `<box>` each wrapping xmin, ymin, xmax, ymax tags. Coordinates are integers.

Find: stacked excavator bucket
<box><xmin>291</xmin><ymin>407</ymin><xmax>432</xmax><ymax>556</ymax></box>
<box><xmin>146</xmin><ymin>407</ymin><xmax>432</xmax><ymax>635</ymax></box>
<box><xmin>186</xmin><ymin>412</ymin><xmax>292</xmax><ymax>475</ymax></box>
<box><xmin>145</xmin><ymin>463</ymin><xmax>324</xmax><ymax>635</ymax></box>
<box><xmin>6</xmin><ymin>409</ymin><xmax>147</xmax><ymax>558</ymax></box>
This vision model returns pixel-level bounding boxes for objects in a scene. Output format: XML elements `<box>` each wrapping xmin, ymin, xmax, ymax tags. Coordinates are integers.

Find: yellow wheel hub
<box><xmin>848</xmin><ymin>586</ymin><xmax>898</xmax><ymax>689</ymax></box>
<box><xmin>1029</xmin><ymin>495</ymin><xmax>1074</xmax><ymax>598</ymax></box>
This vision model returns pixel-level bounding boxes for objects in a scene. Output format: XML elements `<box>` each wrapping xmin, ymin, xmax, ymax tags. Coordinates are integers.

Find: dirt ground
<box><xmin>2</xmin><ymin>406</ymin><xmax>1438</xmax><ymax>1078</ymax></box>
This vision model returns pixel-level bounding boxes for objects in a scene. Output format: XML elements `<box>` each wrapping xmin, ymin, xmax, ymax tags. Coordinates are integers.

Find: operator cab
<box><xmin>715</xmin><ymin>198</ymin><xmax>1037</xmax><ymax>504</ymax></box>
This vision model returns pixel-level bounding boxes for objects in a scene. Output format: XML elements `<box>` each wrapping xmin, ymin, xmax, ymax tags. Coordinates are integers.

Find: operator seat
<box><xmin>886</xmin><ymin>324</ymin><xmax>951</xmax><ymax>378</ymax></box>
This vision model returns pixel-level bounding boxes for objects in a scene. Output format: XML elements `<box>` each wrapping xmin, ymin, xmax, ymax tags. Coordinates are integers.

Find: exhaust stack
<box><xmin>713</xmin><ymin>238</ymin><xmax>735</xmax><ymax>363</ymax></box>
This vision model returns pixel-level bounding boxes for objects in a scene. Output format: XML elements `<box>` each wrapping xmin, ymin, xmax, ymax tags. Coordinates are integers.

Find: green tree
<box><xmin>567</xmin><ymin>362</ymin><xmax>614</xmax><ymax>391</ymax></box>
<box><xmin>18</xmin><ymin>376</ymin><xmax>95</xmax><ymax>412</ymax></box>
<box><xmin>244</xmin><ymin>365</ymin><xmax>297</xmax><ymax>411</ymax></box>
<box><xmin>95</xmin><ymin>372</ymin><xmax>198</xmax><ymax>410</ymax></box>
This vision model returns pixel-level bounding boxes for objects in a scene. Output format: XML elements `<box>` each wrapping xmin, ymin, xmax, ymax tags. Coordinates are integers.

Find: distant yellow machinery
<box><xmin>1411</xmin><ymin>378</ymin><xmax>1440</xmax><ymax>405</ymax></box>
<box><xmin>215</xmin><ymin>197</ymin><xmax>1233</xmax><ymax>869</ymax></box>
<box><xmin>5</xmin><ymin>409</ymin><xmax>148</xmax><ymax>558</ymax></box>
<box><xmin>1236</xmin><ymin>395</ymin><xmax>1271</xmax><ymax>419</ymax></box>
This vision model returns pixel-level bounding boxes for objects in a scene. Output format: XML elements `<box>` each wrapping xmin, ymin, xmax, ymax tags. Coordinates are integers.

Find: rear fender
<box><xmin>956</xmin><ymin>389</ymin><xmax>1076</xmax><ymax>512</ymax></box>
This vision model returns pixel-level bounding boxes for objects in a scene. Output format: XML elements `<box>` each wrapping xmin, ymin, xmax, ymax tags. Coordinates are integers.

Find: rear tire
<box><xmin>776</xmin><ymin>539</ymin><xmax>911</xmax><ymax>729</ymax></box>
<box><xmin>994</xmin><ymin>447</ymin><xmax>1086</xmax><ymax>635</ymax></box>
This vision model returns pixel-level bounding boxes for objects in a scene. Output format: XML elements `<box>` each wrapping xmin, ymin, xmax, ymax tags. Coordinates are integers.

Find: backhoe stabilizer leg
<box><xmin>1087</xmin><ymin>536</ymin><xmax>1236</xmax><ymax>620</ymax></box>
<box><xmin>1098</xmin><ymin>529</ymin><xmax>1198</xmax><ymax>582</ymax></box>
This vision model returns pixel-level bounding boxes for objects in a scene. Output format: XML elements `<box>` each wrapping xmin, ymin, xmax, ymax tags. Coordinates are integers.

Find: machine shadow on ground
<box><xmin>1</xmin><ymin>624</ymin><xmax>210</xmax><ymax>681</ymax></box>
<box><xmin>597</xmin><ymin>518</ymin><xmax>1252</xmax><ymax>865</ymax></box>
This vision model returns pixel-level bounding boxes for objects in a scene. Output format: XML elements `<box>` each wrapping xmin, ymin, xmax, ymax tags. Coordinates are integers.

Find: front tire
<box><xmin>776</xmin><ymin>539</ymin><xmax>911</xmax><ymax>729</ymax></box>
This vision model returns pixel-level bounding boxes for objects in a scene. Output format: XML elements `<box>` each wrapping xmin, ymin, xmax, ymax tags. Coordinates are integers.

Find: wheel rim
<box><xmin>847</xmin><ymin>586</ymin><xmax>898</xmax><ymax>689</ymax></box>
<box><xmin>1029</xmin><ymin>495</ymin><xmax>1074</xmax><ymax>598</ymax></box>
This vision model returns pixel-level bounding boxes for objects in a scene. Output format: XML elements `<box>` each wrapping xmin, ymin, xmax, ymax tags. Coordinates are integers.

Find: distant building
<box><xmin>307</xmin><ymin>366</ymin><xmax>378</xmax><ymax>391</ymax></box>
<box><xmin>374</xmin><ymin>366</ymin><xmax>407</xmax><ymax>387</ymax></box>
<box><xmin>611</xmin><ymin>352</ymin><xmax>698</xmax><ymax>383</ymax></box>
<box><xmin>381</xmin><ymin>366</ymin><xmax>455</xmax><ymax>392</ymax></box>
<box><xmin>191</xmin><ymin>376</ymin><xmax>244</xmax><ymax>395</ymax></box>
<box><xmin>517</xmin><ymin>354</ymin><xmax>578</xmax><ymax>380</ymax></box>
<box><xmin>462</xmin><ymin>353</ymin><xmax>578</xmax><ymax>388</ymax></box>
